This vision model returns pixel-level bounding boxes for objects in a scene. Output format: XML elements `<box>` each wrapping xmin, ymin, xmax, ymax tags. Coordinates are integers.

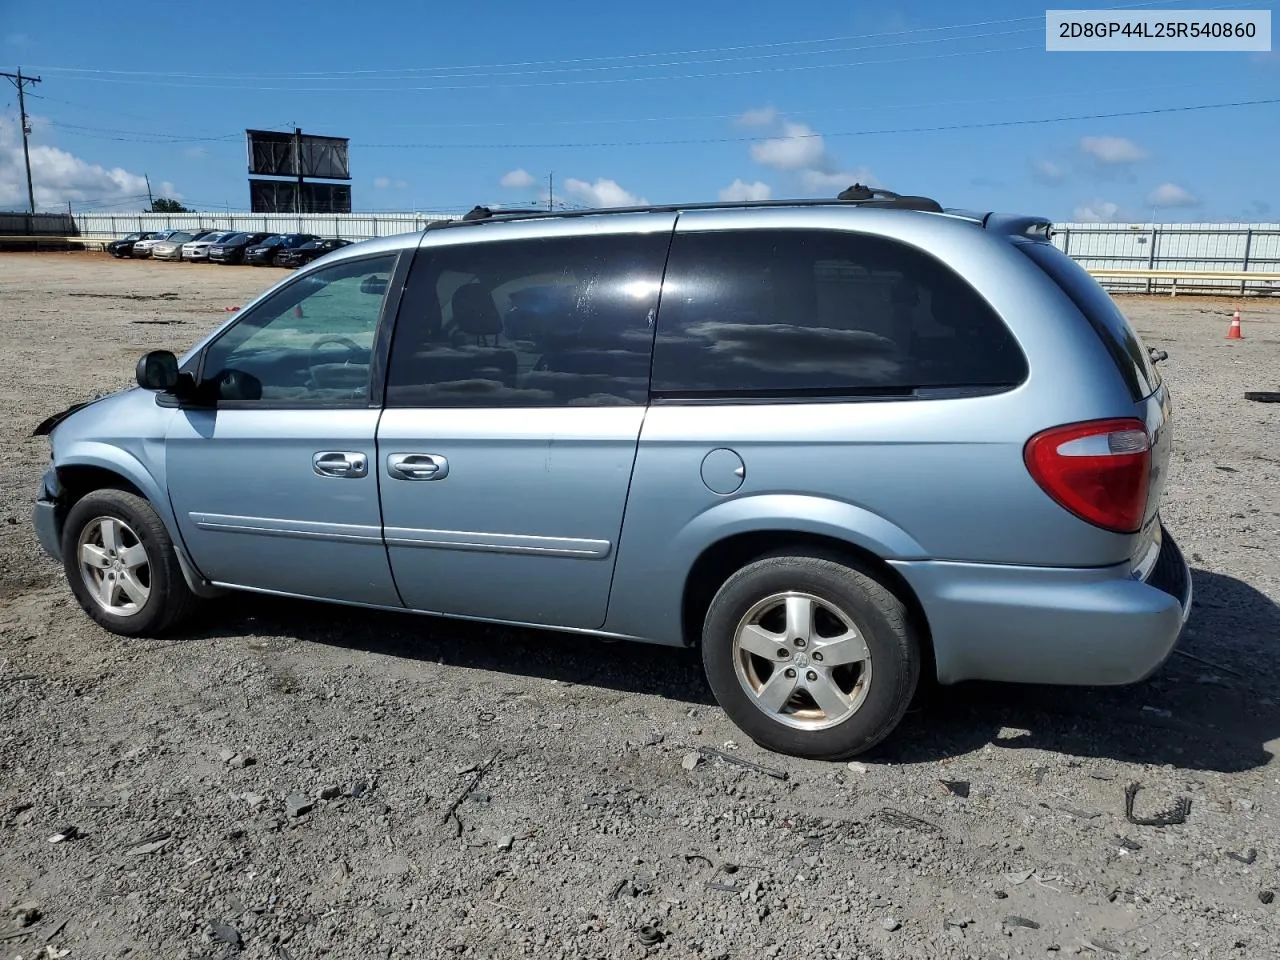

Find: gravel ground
<box><xmin>1</xmin><ymin>252</ymin><xmax>1278</xmax><ymax>960</ymax></box>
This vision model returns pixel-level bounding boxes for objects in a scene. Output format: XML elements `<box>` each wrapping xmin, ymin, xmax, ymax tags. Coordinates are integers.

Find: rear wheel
<box><xmin>701</xmin><ymin>553</ymin><xmax>920</xmax><ymax>760</ymax></box>
<box><xmin>61</xmin><ymin>489</ymin><xmax>199</xmax><ymax>637</ymax></box>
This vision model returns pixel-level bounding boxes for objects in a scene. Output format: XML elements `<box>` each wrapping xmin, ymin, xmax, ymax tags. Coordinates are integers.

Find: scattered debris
<box><xmin>643</xmin><ymin>732</ymin><xmax>664</xmax><ymax>747</ymax></box>
<box><xmin>209</xmin><ymin>919</ymin><xmax>242</xmax><ymax>949</ymax></box>
<box><xmin>1046</xmin><ymin>803</ymin><xmax>1101</xmax><ymax>820</ymax></box>
<box><xmin>697</xmin><ymin>746</ymin><xmax>788</xmax><ymax>781</ymax></box>
<box><xmin>496</xmin><ymin>835</ymin><xmax>514</xmax><ymax>851</ymax></box>
<box><xmin>937</xmin><ymin>779</ymin><xmax>970</xmax><ymax>798</ymax></box>
<box><xmin>11</xmin><ymin>901</ymin><xmax>41</xmax><ymax>927</ymax></box>
<box><xmin>218</xmin><ymin>749</ymin><xmax>236</xmax><ymax>764</ymax></box>
<box><xmin>1004</xmin><ymin>916</ymin><xmax>1041</xmax><ymax>930</ymax></box>
<box><xmin>706</xmin><ymin>882</ymin><xmax>741</xmax><ymax>894</ymax></box>
<box><xmin>1171</xmin><ymin>649</ymin><xmax>1246</xmax><ymax>679</ymax></box>
<box><xmin>1004</xmin><ymin>869</ymin><xmax>1035</xmax><ymax>886</ymax></box>
<box><xmin>846</xmin><ymin>761</ymin><xmax>868</xmax><ymax>774</ymax></box>
<box><xmin>285</xmin><ymin>794</ymin><xmax>314</xmax><ymax>818</ymax></box>
<box><xmin>1116</xmin><ymin>836</ymin><xmax>1143</xmax><ymax>853</ymax></box>
<box><xmin>228</xmin><ymin>755</ymin><xmax>255</xmax><ymax>769</ymax></box>
<box><xmin>1244</xmin><ymin>391</ymin><xmax>1280</xmax><ymax>403</ymax></box>
<box><xmin>441</xmin><ymin>754</ymin><xmax>501</xmax><ymax>836</ymax></box>
<box><xmin>478</xmin><ymin>711</ymin><xmax>496</xmax><ymax>723</ymax></box>
<box><xmin>1081</xmin><ymin>937</ymin><xmax>1121</xmax><ymax>954</ymax></box>
<box><xmin>241</xmin><ymin>793</ymin><xmax>265</xmax><ymax>810</ymax></box>
<box><xmin>1141</xmin><ymin>705</ymin><xmax>1173</xmax><ymax>718</ymax></box>
<box><xmin>1227</xmin><ymin>848</ymin><xmax>1258</xmax><ymax>865</ymax></box>
<box><xmin>683</xmin><ymin>853</ymin><xmax>713</xmax><ymax>868</ymax></box>
<box><xmin>1123</xmin><ymin>782</ymin><xmax>1191</xmax><ymax>827</ymax></box>
<box><xmin>124</xmin><ymin>831</ymin><xmax>172</xmax><ymax>857</ymax></box>
<box><xmin>317</xmin><ymin>786</ymin><xmax>341</xmax><ymax>801</ymax></box>
<box><xmin>46</xmin><ymin>826</ymin><xmax>78</xmax><ymax>843</ymax></box>
<box><xmin>1260</xmin><ymin>890</ymin><xmax>1275</xmax><ymax>905</ymax></box>
<box><xmin>636</xmin><ymin>924</ymin><xmax>664</xmax><ymax>945</ymax></box>
<box><xmin>681</xmin><ymin>752</ymin><xmax>701</xmax><ymax>772</ymax></box>
<box><xmin>880</xmin><ymin>917</ymin><xmax>902</xmax><ymax>932</ymax></box>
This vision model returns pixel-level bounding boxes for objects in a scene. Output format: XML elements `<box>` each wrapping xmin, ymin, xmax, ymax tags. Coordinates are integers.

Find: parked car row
<box><xmin>106</xmin><ymin>230</ymin><xmax>353</xmax><ymax>268</ymax></box>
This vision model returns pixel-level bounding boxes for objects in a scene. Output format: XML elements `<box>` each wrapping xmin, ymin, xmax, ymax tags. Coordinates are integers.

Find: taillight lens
<box><xmin>1023</xmin><ymin>418</ymin><xmax>1151</xmax><ymax>533</ymax></box>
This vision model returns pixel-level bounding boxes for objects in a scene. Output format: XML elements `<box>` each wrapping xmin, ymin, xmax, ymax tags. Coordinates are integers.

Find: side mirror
<box><xmin>136</xmin><ymin>350</ymin><xmax>179</xmax><ymax>391</ymax></box>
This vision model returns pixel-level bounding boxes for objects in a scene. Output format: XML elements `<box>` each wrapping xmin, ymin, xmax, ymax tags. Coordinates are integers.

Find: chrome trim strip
<box><xmin>383</xmin><ymin>526</ymin><xmax>611</xmax><ymax>559</ymax></box>
<box><xmin>190</xmin><ymin>513</ymin><xmax>383</xmax><ymax>544</ymax></box>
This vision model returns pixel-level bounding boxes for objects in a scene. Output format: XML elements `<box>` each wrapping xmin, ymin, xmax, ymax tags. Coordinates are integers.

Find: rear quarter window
<box><xmin>1018</xmin><ymin>240</ymin><xmax>1161</xmax><ymax>401</ymax></box>
<box><xmin>651</xmin><ymin>228</ymin><xmax>1027</xmax><ymax>398</ymax></box>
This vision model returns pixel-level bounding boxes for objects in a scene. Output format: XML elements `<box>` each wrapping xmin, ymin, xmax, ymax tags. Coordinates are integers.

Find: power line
<box><xmin>22</xmin><ymin>0</ymin><xmax>1203</xmax><ymax>81</ymax></box>
<box><xmin>380</xmin><ymin>77</ymin><xmax>1244</xmax><ymax>130</ymax></box>
<box><xmin>20</xmin><ymin>42</ymin><xmax>1042</xmax><ymax>93</ymax></box>
<box><xmin>348</xmin><ymin>97</ymin><xmax>1280</xmax><ymax>150</ymax></box>
<box><xmin>33</xmin><ymin>28</ymin><xmax>1037</xmax><ymax>85</ymax></box>
<box><xmin>32</xmin><ymin>94</ymin><xmax>1279</xmax><ymax>150</ymax></box>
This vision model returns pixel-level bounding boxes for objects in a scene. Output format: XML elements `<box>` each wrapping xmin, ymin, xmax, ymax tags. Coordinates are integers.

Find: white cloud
<box><xmin>563</xmin><ymin>177</ymin><xmax>646</xmax><ymax>207</ymax></box>
<box><xmin>798</xmin><ymin>168</ymin><xmax>879</xmax><ymax>192</ymax></box>
<box><xmin>1072</xmin><ymin>199</ymin><xmax>1122</xmax><ymax>222</ymax></box>
<box><xmin>1079</xmin><ymin>135</ymin><xmax>1148</xmax><ymax>164</ymax></box>
<box><xmin>183</xmin><ymin>146</ymin><xmax>207</xmax><ymax>159</ymax></box>
<box><xmin>156</xmin><ymin>180</ymin><xmax>183</xmax><ymax>200</ymax></box>
<box><xmin>0</xmin><ymin>115</ymin><xmax>169</xmax><ymax>210</ymax></box>
<box><xmin>737</xmin><ymin>106</ymin><xmax>778</xmax><ymax>127</ymax></box>
<box><xmin>1032</xmin><ymin>159</ymin><xmax>1067</xmax><ymax>185</ymax></box>
<box><xmin>373</xmin><ymin>176</ymin><xmax>407</xmax><ymax>189</ymax></box>
<box><xmin>500</xmin><ymin>168</ymin><xmax>536</xmax><ymax>189</ymax></box>
<box><xmin>1146</xmin><ymin>182</ymin><xmax>1198</xmax><ymax>208</ymax></box>
<box><xmin>750</xmin><ymin>121</ymin><xmax>826</xmax><ymax>171</ymax></box>
<box><xmin>742</xmin><ymin>111</ymin><xmax>877</xmax><ymax>197</ymax></box>
<box><xmin>718</xmin><ymin>179</ymin><xmax>772</xmax><ymax>202</ymax></box>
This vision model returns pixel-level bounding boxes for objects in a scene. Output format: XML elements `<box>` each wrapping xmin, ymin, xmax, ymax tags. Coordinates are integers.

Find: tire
<box><xmin>701</xmin><ymin>552</ymin><xmax>920</xmax><ymax>760</ymax></box>
<box><xmin>60</xmin><ymin>488</ymin><xmax>200</xmax><ymax>637</ymax></box>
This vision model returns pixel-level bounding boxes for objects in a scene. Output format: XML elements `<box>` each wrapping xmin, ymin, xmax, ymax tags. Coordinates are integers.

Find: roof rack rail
<box><xmin>420</xmin><ymin>186</ymin><xmax>944</xmax><ymax>232</ymax></box>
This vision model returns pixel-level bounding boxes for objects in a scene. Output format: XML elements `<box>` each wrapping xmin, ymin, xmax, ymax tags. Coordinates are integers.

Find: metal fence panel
<box><xmin>55</xmin><ymin>212</ymin><xmax>1280</xmax><ymax>296</ymax></box>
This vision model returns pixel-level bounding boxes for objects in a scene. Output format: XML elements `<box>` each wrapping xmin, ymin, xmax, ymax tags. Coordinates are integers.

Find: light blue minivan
<box><xmin>32</xmin><ymin>189</ymin><xmax>1191</xmax><ymax>758</ymax></box>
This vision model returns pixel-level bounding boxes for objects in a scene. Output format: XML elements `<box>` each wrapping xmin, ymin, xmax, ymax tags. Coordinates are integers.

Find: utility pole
<box><xmin>294</xmin><ymin>127</ymin><xmax>304</xmax><ymax>214</ymax></box>
<box><xmin>2</xmin><ymin>68</ymin><xmax>42</xmax><ymax>215</ymax></box>
<box><xmin>548</xmin><ymin>171</ymin><xmax>554</xmax><ymax>212</ymax></box>
<box><xmin>144</xmin><ymin>173</ymin><xmax>154</xmax><ymax>210</ymax></box>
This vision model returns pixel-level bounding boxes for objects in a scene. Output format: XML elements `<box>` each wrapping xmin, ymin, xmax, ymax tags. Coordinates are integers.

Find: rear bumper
<box><xmin>892</xmin><ymin>527</ymin><xmax>1192</xmax><ymax>686</ymax></box>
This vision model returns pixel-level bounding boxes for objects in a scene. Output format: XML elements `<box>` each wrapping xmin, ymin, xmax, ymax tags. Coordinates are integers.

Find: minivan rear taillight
<box><xmin>1023</xmin><ymin>418</ymin><xmax>1151</xmax><ymax>534</ymax></box>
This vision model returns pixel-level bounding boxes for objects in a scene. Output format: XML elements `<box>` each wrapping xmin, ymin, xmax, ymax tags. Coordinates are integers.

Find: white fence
<box><xmin>62</xmin><ymin>212</ymin><xmax>1280</xmax><ymax>297</ymax></box>
<box><xmin>72</xmin><ymin>211</ymin><xmax>460</xmax><ymax>243</ymax></box>
<box><xmin>1052</xmin><ymin>222</ymin><xmax>1280</xmax><ymax>295</ymax></box>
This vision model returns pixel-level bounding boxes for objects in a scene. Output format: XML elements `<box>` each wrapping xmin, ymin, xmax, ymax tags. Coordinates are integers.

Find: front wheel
<box><xmin>61</xmin><ymin>488</ymin><xmax>200</xmax><ymax>637</ymax></box>
<box><xmin>701</xmin><ymin>553</ymin><xmax>920</xmax><ymax>760</ymax></box>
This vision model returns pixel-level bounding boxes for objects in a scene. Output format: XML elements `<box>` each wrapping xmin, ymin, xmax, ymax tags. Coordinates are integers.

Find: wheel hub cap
<box><xmin>731</xmin><ymin>591</ymin><xmax>873</xmax><ymax>732</ymax></box>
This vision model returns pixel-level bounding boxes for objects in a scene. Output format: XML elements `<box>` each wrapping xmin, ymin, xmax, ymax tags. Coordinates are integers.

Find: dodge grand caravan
<box><xmin>31</xmin><ymin>187</ymin><xmax>1191</xmax><ymax>759</ymax></box>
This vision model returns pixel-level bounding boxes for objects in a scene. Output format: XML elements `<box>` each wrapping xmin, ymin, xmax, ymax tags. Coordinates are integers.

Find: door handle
<box><xmin>387</xmin><ymin>453</ymin><xmax>449</xmax><ymax>481</ymax></box>
<box><xmin>313</xmin><ymin>451</ymin><xmax>368</xmax><ymax>478</ymax></box>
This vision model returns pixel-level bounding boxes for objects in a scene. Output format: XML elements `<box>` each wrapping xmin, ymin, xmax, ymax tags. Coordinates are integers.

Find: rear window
<box><xmin>1019</xmin><ymin>240</ymin><xmax>1161</xmax><ymax>401</ymax></box>
<box><xmin>651</xmin><ymin>228</ymin><xmax>1027</xmax><ymax>398</ymax></box>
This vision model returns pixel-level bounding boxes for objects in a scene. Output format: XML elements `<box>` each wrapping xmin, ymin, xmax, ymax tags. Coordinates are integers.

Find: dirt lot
<box><xmin>1</xmin><ymin>251</ymin><xmax>1278</xmax><ymax>960</ymax></box>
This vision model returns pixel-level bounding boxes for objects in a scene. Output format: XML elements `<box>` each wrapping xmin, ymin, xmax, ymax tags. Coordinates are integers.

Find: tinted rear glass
<box><xmin>1019</xmin><ymin>240</ymin><xmax>1160</xmax><ymax>400</ymax></box>
<box><xmin>651</xmin><ymin>228</ymin><xmax>1027</xmax><ymax>397</ymax></box>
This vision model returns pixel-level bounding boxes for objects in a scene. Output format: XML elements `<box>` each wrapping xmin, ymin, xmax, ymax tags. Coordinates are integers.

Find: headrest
<box><xmin>451</xmin><ymin>283</ymin><xmax>503</xmax><ymax>337</ymax></box>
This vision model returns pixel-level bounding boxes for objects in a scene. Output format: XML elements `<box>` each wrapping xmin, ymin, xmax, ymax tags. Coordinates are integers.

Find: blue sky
<box><xmin>1</xmin><ymin>0</ymin><xmax>1276</xmax><ymax>221</ymax></box>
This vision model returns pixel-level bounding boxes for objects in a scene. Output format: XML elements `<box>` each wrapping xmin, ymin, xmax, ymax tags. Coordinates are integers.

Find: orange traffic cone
<box><xmin>1226</xmin><ymin>310</ymin><xmax>1242</xmax><ymax>340</ymax></box>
